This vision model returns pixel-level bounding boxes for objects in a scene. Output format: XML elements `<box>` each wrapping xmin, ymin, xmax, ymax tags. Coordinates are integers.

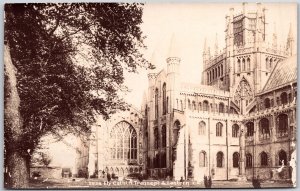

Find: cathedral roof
<box><xmin>262</xmin><ymin>55</ymin><xmax>297</xmax><ymax>93</ymax></box>
<box><xmin>180</xmin><ymin>82</ymin><xmax>230</xmax><ymax>97</ymax></box>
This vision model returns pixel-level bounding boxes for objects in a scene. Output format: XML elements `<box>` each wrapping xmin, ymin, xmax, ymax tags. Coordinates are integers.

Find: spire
<box><xmin>203</xmin><ymin>37</ymin><xmax>207</xmax><ymax>55</ymax></box>
<box><xmin>288</xmin><ymin>23</ymin><xmax>294</xmax><ymax>40</ymax></box>
<box><xmin>214</xmin><ymin>33</ymin><xmax>218</xmax><ymax>56</ymax></box>
<box><xmin>286</xmin><ymin>23</ymin><xmax>294</xmax><ymax>56</ymax></box>
<box><xmin>168</xmin><ymin>33</ymin><xmax>180</xmax><ymax>58</ymax></box>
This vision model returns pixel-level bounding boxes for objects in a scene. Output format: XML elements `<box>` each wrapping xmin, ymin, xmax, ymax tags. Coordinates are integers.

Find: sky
<box><xmin>46</xmin><ymin>2</ymin><xmax>297</xmax><ymax>169</ymax></box>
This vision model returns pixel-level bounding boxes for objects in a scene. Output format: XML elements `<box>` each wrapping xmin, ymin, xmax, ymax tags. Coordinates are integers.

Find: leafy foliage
<box><xmin>4</xmin><ymin>3</ymin><xmax>148</xmax><ymax>157</ymax></box>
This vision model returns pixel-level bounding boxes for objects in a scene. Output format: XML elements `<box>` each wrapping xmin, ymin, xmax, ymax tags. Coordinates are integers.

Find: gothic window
<box><xmin>154</xmin><ymin>153</ymin><xmax>160</xmax><ymax>168</ymax></box>
<box><xmin>278</xmin><ymin>150</ymin><xmax>287</xmax><ymax>165</ymax></box>
<box><xmin>277</xmin><ymin>114</ymin><xmax>288</xmax><ymax>136</ymax></box>
<box><xmin>242</xmin><ymin>58</ymin><xmax>246</xmax><ymax>71</ymax></box>
<box><xmin>247</xmin><ymin>57</ymin><xmax>250</xmax><ymax>71</ymax></box>
<box><xmin>154</xmin><ymin>127</ymin><xmax>159</xmax><ymax>149</ymax></box>
<box><xmin>234</xmin><ymin>78</ymin><xmax>253</xmax><ymax>108</ymax></box>
<box><xmin>246</xmin><ymin>122</ymin><xmax>254</xmax><ymax>137</ymax></box>
<box><xmin>155</xmin><ymin>88</ymin><xmax>159</xmax><ymax>119</ymax></box>
<box><xmin>173</xmin><ymin>121</ymin><xmax>181</xmax><ymax>146</ymax></box>
<box><xmin>233</xmin><ymin>19</ymin><xmax>244</xmax><ymax>45</ymax></box>
<box><xmin>218</xmin><ymin>66</ymin><xmax>221</xmax><ymax>77</ymax></box>
<box><xmin>203</xmin><ymin>100</ymin><xmax>209</xmax><ymax>111</ymax></box>
<box><xmin>219</xmin><ymin>102</ymin><xmax>225</xmax><ymax>113</ymax></box>
<box><xmin>232</xmin><ymin>124</ymin><xmax>239</xmax><ymax>138</ymax></box>
<box><xmin>199</xmin><ymin>151</ymin><xmax>207</xmax><ymax>167</ymax></box>
<box><xmin>162</xmin><ymin>83</ymin><xmax>167</xmax><ymax>115</ymax></box>
<box><xmin>212</xmin><ymin>69</ymin><xmax>215</xmax><ymax>80</ymax></box>
<box><xmin>217</xmin><ymin>151</ymin><xmax>224</xmax><ymax>168</ymax></box>
<box><xmin>246</xmin><ymin>153</ymin><xmax>252</xmax><ymax>167</ymax></box>
<box><xmin>210</xmin><ymin>71</ymin><xmax>212</xmax><ymax>82</ymax></box>
<box><xmin>109</xmin><ymin>121</ymin><xmax>137</xmax><ymax>162</ymax></box>
<box><xmin>260</xmin><ymin>152</ymin><xmax>268</xmax><ymax>166</ymax></box>
<box><xmin>188</xmin><ymin>99</ymin><xmax>191</xmax><ymax>110</ymax></box>
<box><xmin>198</xmin><ymin>121</ymin><xmax>206</xmax><ymax>135</ymax></box>
<box><xmin>162</xmin><ymin>125</ymin><xmax>166</xmax><ymax>148</ymax></box>
<box><xmin>237</xmin><ymin>59</ymin><xmax>241</xmax><ymax>72</ymax></box>
<box><xmin>216</xmin><ymin>122</ymin><xmax>223</xmax><ymax>137</ymax></box>
<box><xmin>264</xmin><ymin>98</ymin><xmax>271</xmax><ymax>109</ymax></box>
<box><xmin>233</xmin><ymin>152</ymin><xmax>239</xmax><ymax>168</ymax></box>
<box><xmin>259</xmin><ymin>118</ymin><xmax>270</xmax><ymax>139</ymax></box>
<box><xmin>281</xmin><ymin>92</ymin><xmax>288</xmax><ymax>105</ymax></box>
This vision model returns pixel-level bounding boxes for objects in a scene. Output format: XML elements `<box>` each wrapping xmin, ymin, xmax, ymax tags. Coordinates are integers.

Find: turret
<box><xmin>166</xmin><ymin>34</ymin><xmax>181</xmax><ymax>111</ymax></box>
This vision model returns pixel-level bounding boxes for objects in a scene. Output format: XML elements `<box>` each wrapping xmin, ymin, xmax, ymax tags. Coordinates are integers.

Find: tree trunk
<box><xmin>4</xmin><ymin>45</ymin><xmax>29</xmax><ymax>188</ymax></box>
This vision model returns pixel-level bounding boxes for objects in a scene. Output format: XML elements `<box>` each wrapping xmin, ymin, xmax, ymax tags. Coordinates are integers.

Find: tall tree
<box><xmin>4</xmin><ymin>3</ymin><xmax>149</xmax><ymax>188</ymax></box>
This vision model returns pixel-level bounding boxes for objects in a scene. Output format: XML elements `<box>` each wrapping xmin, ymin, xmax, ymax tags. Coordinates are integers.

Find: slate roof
<box><xmin>262</xmin><ymin>55</ymin><xmax>297</xmax><ymax>93</ymax></box>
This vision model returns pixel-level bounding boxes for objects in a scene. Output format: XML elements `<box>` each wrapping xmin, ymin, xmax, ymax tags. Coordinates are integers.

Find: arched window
<box><xmin>203</xmin><ymin>100</ymin><xmax>209</xmax><ymax>111</ymax></box>
<box><xmin>246</xmin><ymin>153</ymin><xmax>252</xmax><ymax>167</ymax></box>
<box><xmin>166</xmin><ymin>97</ymin><xmax>169</xmax><ymax>113</ymax></box>
<box><xmin>233</xmin><ymin>152</ymin><xmax>239</xmax><ymax>168</ymax></box>
<box><xmin>198</xmin><ymin>102</ymin><xmax>202</xmax><ymax>111</ymax></box>
<box><xmin>242</xmin><ymin>58</ymin><xmax>246</xmax><ymax>71</ymax></box>
<box><xmin>269</xmin><ymin>58</ymin><xmax>273</xmax><ymax>69</ymax></box>
<box><xmin>173</xmin><ymin>121</ymin><xmax>181</xmax><ymax>146</ymax></box>
<box><xmin>161</xmin><ymin>152</ymin><xmax>167</xmax><ymax>168</ymax></box>
<box><xmin>188</xmin><ymin>99</ymin><xmax>191</xmax><ymax>110</ymax></box>
<box><xmin>154</xmin><ymin>127</ymin><xmax>159</xmax><ymax>149</ymax></box>
<box><xmin>278</xmin><ymin>150</ymin><xmax>287</xmax><ymax>165</ymax></box>
<box><xmin>192</xmin><ymin>101</ymin><xmax>196</xmax><ymax>111</ymax></box>
<box><xmin>207</xmin><ymin>72</ymin><xmax>210</xmax><ymax>83</ymax></box>
<box><xmin>219</xmin><ymin>102</ymin><xmax>225</xmax><ymax>113</ymax></box>
<box><xmin>212</xmin><ymin>69</ymin><xmax>215</xmax><ymax>80</ymax></box>
<box><xmin>246</xmin><ymin>122</ymin><xmax>254</xmax><ymax>137</ymax></box>
<box><xmin>281</xmin><ymin>92</ymin><xmax>288</xmax><ymax>105</ymax></box>
<box><xmin>155</xmin><ymin>88</ymin><xmax>158</xmax><ymax>119</ymax></box>
<box><xmin>237</xmin><ymin>59</ymin><xmax>241</xmax><ymax>72</ymax></box>
<box><xmin>162</xmin><ymin>83</ymin><xmax>167</xmax><ymax>115</ymax></box>
<box><xmin>232</xmin><ymin>124</ymin><xmax>239</xmax><ymax>137</ymax></box>
<box><xmin>109</xmin><ymin>121</ymin><xmax>137</xmax><ymax>163</ymax></box>
<box><xmin>247</xmin><ymin>57</ymin><xmax>251</xmax><ymax>71</ymax></box>
<box><xmin>221</xmin><ymin>64</ymin><xmax>224</xmax><ymax>75</ymax></box>
<box><xmin>210</xmin><ymin>70</ymin><xmax>212</xmax><ymax>82</ymax></box>
<box><xmin>260</xmin><ymin>152</ymin><xmax>268</xmax><ymax>166</ymax></box>
<box><xmin>180</xmin><ymin>100</ymin><xmax>183</xmax><ymax>111</ymax></box>
<box><xmin>216</xmin><ymin>122</ymin><xmax>223</xmax><ymax>137</ymax></box>
<box><xmin>218</xmin><ymin>66</ymin><xmax>221</xmax><ymax>77</ymax></box>
<box><xmin>199</xmin><ymin>151</ymin><xmax>207</xmax><ymax>167</ymax></box>
<box><xmin>264</xmin><ymin>98</ymin><xmax>271</xmax><ymax>109</ymax></box>
<box><xmin>266</xmin><ymin>57</ymin><xmax>269</xmax><ymax>69</ymax></box>
<box><xmin>277</xmin><ymin>114</ymin><xmax>288</xmax><ymax>136</ymax></box>
<box><xmin>162</xmin><ymin>125</ymin><xmax>166</xmax><ymax>148</ymax></box>
<box><xmin>260</xmin><ymin>118</ymin><xmax>270</xmax><ymax>139</ymax></box>
<box><xmin>217</xmin><ymin>151</ymin><xmax>224</xmax><ymax>168</ymax></box>
<box><xmin>198</xmin><ymin>121</ymin><xmax>206</xmax><ymax>135</ymax></box>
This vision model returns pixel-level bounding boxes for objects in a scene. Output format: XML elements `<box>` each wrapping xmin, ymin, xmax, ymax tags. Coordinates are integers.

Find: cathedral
<box><xmin>76</xmin><ymin>3</ymin><xmax>297</xmax><ymax>182</ymax></box>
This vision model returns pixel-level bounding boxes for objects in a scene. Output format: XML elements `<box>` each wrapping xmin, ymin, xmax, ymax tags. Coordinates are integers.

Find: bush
<box><xmin>252</xmin><ymin>177</ymin><xmax>261</xmax><ymax>188</ymax></box>
<box><xmin>204</xmin><ymin>175</ymin><xmax>212</xmax><ymax>188</ymax></box>
<box><xmin>107</xmin><ymin>173</ymin><xmax>111</xmax><ymax>182</ymax></box>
